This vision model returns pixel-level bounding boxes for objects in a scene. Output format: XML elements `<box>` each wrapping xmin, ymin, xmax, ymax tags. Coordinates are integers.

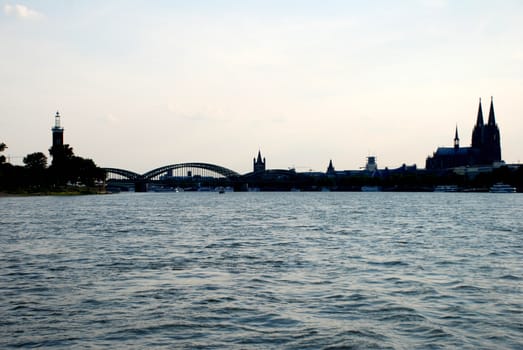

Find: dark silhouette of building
<box><xmin>475</xmin><ymin>98</ymin><xmax>502</xmax><ymax>164</ymax></box>
<box><xmin>52</xmin><ymin>111</ymin><xmax>64</xmax><ymax>147</ymax></box>
<box><xmin>326</xmin><ymin>159</ymin><xmax>335</xmax><ymax>175</ymax></box>
<box><xmin>426</xmin><ymin>98</ymin><xmax>502</xmax><ymax>169</ymax></box>
<box><xmin>253</xmin><ymin>150</ymin><xmax>266</xmax><ymax>172</ymax></box>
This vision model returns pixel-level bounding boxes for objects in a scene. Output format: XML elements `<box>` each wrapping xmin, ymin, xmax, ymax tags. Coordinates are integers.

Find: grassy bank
<box><xmin>0</xmin><ymin>186</ymin><xmax>108</xmax><ymax>197</ymax></box>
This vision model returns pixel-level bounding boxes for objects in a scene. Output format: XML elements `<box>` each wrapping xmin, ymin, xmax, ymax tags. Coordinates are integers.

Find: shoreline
<box><xmin>0</xmin><ymin>189</ymin><xmax>109</xmax><ymax>197</ymax></box>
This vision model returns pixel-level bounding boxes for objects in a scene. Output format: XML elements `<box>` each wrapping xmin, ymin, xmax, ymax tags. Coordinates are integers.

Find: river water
<box><xmin>1</xmin><ymin>192</ymin><xmax>522</xmax><ymax>349</ymax></box>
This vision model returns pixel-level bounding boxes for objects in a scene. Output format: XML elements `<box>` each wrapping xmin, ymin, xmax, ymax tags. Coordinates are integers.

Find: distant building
<box><xmin>426</xmin><ymin>98</ymin><xmax>502</xmax><ymax>170</ymax></box>
<box><xmin>52</xmin><ymin>111</ymin><xmax>64</xmax><ymax>147</ymax></box>
<box><xmin>326</xmin><ymin>159</ymin><xmax>335</xmax><ymax>176</ymax></box>
<box><xmin>253</xmin><ymin>150</ymin><xmax>266</xmax><ymax>172</ymax></box>
<box><xmin>364</xmin><ymin>156</ymin><xmax>378</xmax><ymax>173</ymax></box>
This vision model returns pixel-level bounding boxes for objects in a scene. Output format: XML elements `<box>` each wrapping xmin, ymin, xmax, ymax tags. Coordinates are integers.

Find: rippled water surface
<box><xmin>1</xmin><ymin>192</ymin><xmax>522</xmax><ymax>349</ymax></box>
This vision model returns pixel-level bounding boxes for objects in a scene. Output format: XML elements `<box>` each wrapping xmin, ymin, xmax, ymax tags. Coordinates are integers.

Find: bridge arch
<box><xmin>103</xmin><ymin>168</ymin><xmax>142</xmax><ymax>180</ymax></box>
<box><xmin>143</xmin><ymin>162</ymin><xmax>241</xmax><ymax>180</ymax></box>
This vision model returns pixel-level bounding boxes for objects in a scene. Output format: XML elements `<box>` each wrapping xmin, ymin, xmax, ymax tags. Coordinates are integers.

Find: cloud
<box><xmin>4</xmin><ymin>3</ymin><xmax>44</xmax><ymax>20</ymax></box>
<box><xmin>105</xmin><ymin>113</ymin><xmax>121</xmax><ymax>125</ymax></box>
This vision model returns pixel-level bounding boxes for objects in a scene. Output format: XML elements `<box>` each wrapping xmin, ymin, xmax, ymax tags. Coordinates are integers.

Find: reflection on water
<box><xmin>1</xmin><ymin>192</ymin><xmax>522</xmax><ymax>349</ymax></box>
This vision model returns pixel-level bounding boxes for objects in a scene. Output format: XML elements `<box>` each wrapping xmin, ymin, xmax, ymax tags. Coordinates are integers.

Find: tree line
<box><xmin>0</xmin><ymin>142</ymin><xmax>105</xmax><ymax>193</ymax></box>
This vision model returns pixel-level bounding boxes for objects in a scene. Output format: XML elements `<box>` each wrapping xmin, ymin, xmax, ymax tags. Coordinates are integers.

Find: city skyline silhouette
<box><xmin>2</xmin><ymin>1</ymin><xmax>522</xmax><ymax>173</ymax></box>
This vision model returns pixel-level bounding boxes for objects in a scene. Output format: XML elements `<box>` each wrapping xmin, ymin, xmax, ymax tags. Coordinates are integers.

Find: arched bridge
<box><xmin>104</xmin><ymin>162</ymin><xmax>241</xmax><ymax>191</ymax></box>
<box><xmin>103</xmin><ymin>168</ymin><xmax>142</xmax><ymax>180</ymax></box>
<box><xmin>143</xmin><ymin>163</ymin><xmax>240</xmax><ymax>180</ymax></box>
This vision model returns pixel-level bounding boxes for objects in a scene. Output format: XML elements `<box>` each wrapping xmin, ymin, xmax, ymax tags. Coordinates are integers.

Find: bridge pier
<box><xmin>135</xmin><ymin>181</ymin><xmax>148</xmax><ymax>192</ymax></box>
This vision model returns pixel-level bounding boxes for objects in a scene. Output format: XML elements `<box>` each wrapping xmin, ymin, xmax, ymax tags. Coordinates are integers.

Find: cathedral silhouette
<box><xmin>426</xmin><ymin>98</ymin><xmax>502</xmax><ymax>170</ymax></box>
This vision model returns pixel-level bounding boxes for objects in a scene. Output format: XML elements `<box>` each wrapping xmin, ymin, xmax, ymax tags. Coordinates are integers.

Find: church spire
<box><xmin>253</xmin><ymin>150</ymin><xmax>266</xmax><ymax>172</ymax></box>
<box><xmin>471</xmin><ymin>98</ymin><xmax>484</xmax><ymax>148</ymax></box>
<box><xmin>326</xmin><ymin>159</ymin><xmax>335</xmax><ymax>175</ymax></box>
<box><xmin>487</xmin><ymin>96</ymin><xmax>496</xmax><ymax>126</ymax></box>
<box><xmin>454</xmin><ymin>125</ymin><xmax>459</xmax><ymax>149</ymax></box>
<box><xmin>476</xmin><ymin>98</ymin><xmax>484</xmax><ymax>126</ymax></box>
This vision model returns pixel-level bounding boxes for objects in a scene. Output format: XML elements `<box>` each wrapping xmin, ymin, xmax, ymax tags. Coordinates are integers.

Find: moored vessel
<box><xmin>489</xmin><ymin>183</ymin><xmax>516</xmax><ymax>193</ymax></box>
<box><xmin>434</xmin><ymin>185</ymin><xmax>459</xmax><ymax>192</ymax></box>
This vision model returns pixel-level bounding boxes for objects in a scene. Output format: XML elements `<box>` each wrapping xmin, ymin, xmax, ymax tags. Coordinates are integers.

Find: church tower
<box><xmin>454</xmin><ymin>126</ymin><xmax>460</xmax><ymax>150</ymax></box>
<box><xmin>326</xmin><ymin>159</ymin><xmax>335</xmax><ymax>175</ymax></box>
<box><xmin>471</xmin><ymin>98</ymin><xmax>484</xmax><ymax>148</ymax></box>
<box><xmin>426</xmin><ymin>97</ymin><xmax>503</xmax><ymax>170</ymax></box>
<box><xmin>52</xmin><ymin>111</ymin><xmax>64</xmax><ymax>147</ymax></box>
<box><xmin>482</xmin><ymin>97</ymin><xmax>501</xmax><ymax>164</ymax></box>
<box><xmin>253</xmin><ymin>150</ymin><xmax>266</xmax><ymax>172</ymax></box>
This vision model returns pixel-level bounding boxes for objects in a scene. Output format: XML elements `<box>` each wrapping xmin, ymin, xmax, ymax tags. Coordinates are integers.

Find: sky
<box><xmin>1</xmin><ymin>0</ymin><xmax>522</xmax><ymax>174</ymax></box>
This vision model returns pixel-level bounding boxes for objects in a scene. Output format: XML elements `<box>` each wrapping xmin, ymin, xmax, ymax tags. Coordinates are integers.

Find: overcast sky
<box><xmin>1</xmin><ymin>0</ymin><xmax>522</xmax><ymax>174</ymax></box>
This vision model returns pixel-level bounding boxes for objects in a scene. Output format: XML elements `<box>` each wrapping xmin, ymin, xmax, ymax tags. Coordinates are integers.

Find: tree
<box><xmin>49</xmin><ymin>144</ymin><xmax>74</xmax><ymax>166</ymax></box>
<box><xmin>48</xmin><ymin>144</ymin><xmax>105</xmax><ymax>187</ymax></box>
<box><xmin>21</xmin><ymin>152</ymin><xmax>49</xmax><ymax>189</ymax></box>
<box><xmin>48</xmin><ymin>144</ymin><xmax>75</xmax><ymax>185</ymax></box>
<box><xmin>69</xmin><ymin>156</ymin><xmax>106</xmax><ymax>186</ymax></box>
<box><xmin>23</xmin><ymin>152</ymin><xmax>47</xmax><ymax>170</ymax></box>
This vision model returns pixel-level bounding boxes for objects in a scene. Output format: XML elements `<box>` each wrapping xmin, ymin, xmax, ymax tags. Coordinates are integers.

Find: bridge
<box><xmin>104</xmin><ymin>162</ymin><xmax>241</xmax><ymax>192</ymax></box>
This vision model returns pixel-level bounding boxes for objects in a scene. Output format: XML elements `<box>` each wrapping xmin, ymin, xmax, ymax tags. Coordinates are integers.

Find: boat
<box><xmin>434</xmin><ymin>185</ymin><xmax>458</xmax><ymax>192</ymax></box>
<box><xmin>361</xmin><ymin>186</ymin><xmax>381</xmax><ymax>192</ymax></box>
<box><xmin>215</xmin><ymin>186</ymin><xmax>233</xmax><ymax>193</ymax></box>
<box><xmin>151</xmin><ymin>186</ymin><xmax>177</xmax><ymax>192</ymax></box>
<box><xmin>489</xmin><ymin>183</ymin><xmax>516</xmax><ymax>193</ymax></box>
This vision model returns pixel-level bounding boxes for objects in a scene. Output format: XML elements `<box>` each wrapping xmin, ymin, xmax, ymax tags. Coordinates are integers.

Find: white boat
<box><xmin>434</xmin><ymin>185</ymin><xmax>458</xmax><ymax>192</ymax></box>
<box><xmin>489</xmin><ymin>183</ymin><xmax>516</xmax><ymax>193</ymax></box>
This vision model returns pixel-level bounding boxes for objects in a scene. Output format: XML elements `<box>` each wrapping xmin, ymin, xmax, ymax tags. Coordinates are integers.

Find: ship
<box><xmin>489</xmin><ymin>183</ymin><xmax>516</xmax><ymax>193</ymax></box>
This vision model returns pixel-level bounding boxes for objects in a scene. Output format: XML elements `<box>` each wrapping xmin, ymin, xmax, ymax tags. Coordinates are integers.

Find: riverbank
<box><xmin>0</xmin><ymin>187</ymin><xmax>108</xmax><ymax>197</ymax></box>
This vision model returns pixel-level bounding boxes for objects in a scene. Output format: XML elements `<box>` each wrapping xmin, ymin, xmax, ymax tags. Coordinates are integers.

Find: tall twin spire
<box><xmin>476</xmin><ymin>98</ymin><xmax>484</xmax><ymax>126</ymax></box>
<box><xmin>472</xmin><ymin>96</ymin><xmax>497</xmax><ymax>149</ymax></box>
<box><xmin>488</xmin><ymin>96</ymin><xmax>496</xmax><ymax>126</ymax></box>
<box><xmin>476</xmin><ymin>96</ymin><xmax>496</xmax><ymax>127</ymax></box>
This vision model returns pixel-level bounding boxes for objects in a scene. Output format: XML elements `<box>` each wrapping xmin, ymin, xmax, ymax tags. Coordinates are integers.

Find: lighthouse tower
<box><xmin>52</xmin><ymin>111</ymin><xmax>64</xmax><ymax>147</ymax></box>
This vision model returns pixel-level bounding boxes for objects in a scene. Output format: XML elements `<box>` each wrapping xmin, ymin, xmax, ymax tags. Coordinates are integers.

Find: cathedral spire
<box><xmin>326</xmin><ymin>159</ymin><xmax>335</xmax><ymax>175</ymax></box>
<box><xmin>487</xmin><ymin>96</ymin><xmax>496</xmax><ymax>126</ymax></box>
<box><xmin>454</xmin><ymin>125</ymin><xmax>459</xmax><ymax>149</ymax></box>
<box><xmin>476</xmin><ymin>98</ymin><xmax>484</xmax><ymax>126</ymax></box>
